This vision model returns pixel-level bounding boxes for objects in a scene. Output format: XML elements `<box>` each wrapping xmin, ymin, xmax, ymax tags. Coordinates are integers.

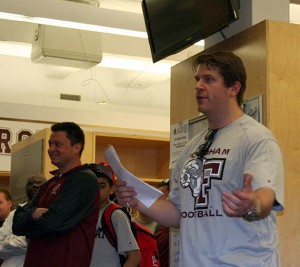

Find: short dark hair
<box><xmin>0</xmin><ymin>189</ymin><xmax>12</xmax><ymax>201</ymax></box>
<box><xmin>193</xmin><ymin>51</ymin><xmax>247</xmax><ymax>106</ymax></box>
<box><xmin>27</xmin><ymin>173</ymin><xmax>47</xmax><ymax>184</ymax></box>
<box><xmin>51</xmin><ymin>122</ymin><xmax>85</xmax><ymax>156</ymax></box>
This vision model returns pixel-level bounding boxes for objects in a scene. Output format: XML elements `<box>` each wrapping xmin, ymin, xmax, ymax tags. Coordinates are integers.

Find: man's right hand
<box><xmin>114</xmin><ymin>180</ymin><xmax>138</xmax><ymax>209</ymax></box>
<box><xmin>32</xmin><ymin>208</ymin><xmax>48</xmax><ymax>220</ymax></box>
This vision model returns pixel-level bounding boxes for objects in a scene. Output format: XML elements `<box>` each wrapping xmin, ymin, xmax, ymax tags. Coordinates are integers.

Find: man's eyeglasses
<box><xmin>27</xmin><ymin>181</ymin><xmax>44</xmax><ymax>187</ymax></box>
<box><xmin>195</xmin><ymin>129</ymin><xmax>218</xmax><ymax>159</ymax></box>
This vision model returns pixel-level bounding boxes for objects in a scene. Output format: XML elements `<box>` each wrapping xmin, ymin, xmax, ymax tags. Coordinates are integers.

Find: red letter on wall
<box><xmin>17</xmin><ymin>130</ymin><xmax>33</xmax><ymax>142</ymax></box>
<box><xmin>0</xmin><ymin>128</ymin><xmax>12</xmax><ymax>154</ymax></box>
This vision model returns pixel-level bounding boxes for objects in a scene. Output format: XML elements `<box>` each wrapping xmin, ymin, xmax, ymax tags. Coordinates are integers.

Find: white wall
<box><xmin>0</xmin><ymin>56</ymin><xmax>171</xmax><ymax>172</ymax></box>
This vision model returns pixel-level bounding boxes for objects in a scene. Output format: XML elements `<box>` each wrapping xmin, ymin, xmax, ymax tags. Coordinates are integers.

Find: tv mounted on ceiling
<box><xmin>142</xmin><ymin>0</ymin><xmax>240</xmax><ymax>63</ymax></box>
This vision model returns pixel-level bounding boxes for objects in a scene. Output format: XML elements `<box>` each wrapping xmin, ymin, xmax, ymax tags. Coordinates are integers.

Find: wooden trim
<box><xmin>0</xmin><ymin>171</ymin><xmax>10</xmax><ymax>178</ymax></box>
<box><xmin>0</xmin><ymin>116</ymin><xmax>170</xmax><ymax>138</ymax></box>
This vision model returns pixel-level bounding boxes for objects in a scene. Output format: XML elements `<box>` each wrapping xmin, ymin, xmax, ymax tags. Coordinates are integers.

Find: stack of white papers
<box><xmin>104</xmin><ymin>145</ymin><xmax>163</xmax><ymax>208</ymax></box>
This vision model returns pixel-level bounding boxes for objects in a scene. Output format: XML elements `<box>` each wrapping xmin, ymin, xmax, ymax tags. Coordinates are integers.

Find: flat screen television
<box><xmin>142</xmin><ymin>0</ymin><xmax>240</xmax><ymax>63</ymax></box>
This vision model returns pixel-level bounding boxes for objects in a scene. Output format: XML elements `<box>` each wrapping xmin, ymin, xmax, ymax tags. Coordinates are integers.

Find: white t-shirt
<box><xmin>169</xmin><ymin>114</ymin><xmax>284</xmax><ymax>267</ymax></box>
<box><xmin>90</xmin><ymin>202</ymin><xmax>139</xmax><ymax>267</ymax></box>
<box><xmin>0</xmin><ymin>204</ymin><xmax>27</xmax><ymax>267</ymax></box>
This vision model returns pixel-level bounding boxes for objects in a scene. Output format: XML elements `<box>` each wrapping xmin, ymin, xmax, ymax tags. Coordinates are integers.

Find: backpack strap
<box><xmin>101</xmin><ymin>203</ymin><xmax>120</xmax><ymax>249</ymax></box>
<box><xmin>102</xmin><ymin>203</ymin><xmax>136</xmax><ymax>245</ymax></box>
<box><xmin>101</xmin><ymin>203</ymin><xmax>134</xmax><ymax>266</ymax></box>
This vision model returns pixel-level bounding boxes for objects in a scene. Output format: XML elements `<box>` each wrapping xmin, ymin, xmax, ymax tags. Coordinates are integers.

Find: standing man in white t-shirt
<box><xmin>114</xmin><ymin>51</ymin><xmax>284</xmax><ymax>267</ymax></box>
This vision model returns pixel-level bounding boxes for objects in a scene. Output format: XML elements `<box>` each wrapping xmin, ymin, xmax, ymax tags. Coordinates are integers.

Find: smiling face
<box><xmin>48</xmin><ymin>131</ymin><xmax>82</xmax><ymax>173</ymax></box>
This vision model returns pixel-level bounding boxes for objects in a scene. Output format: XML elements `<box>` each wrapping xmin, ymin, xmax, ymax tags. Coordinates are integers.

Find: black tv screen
<box><xmin>142</xmin><ymin>0</ymin><xmax>240</xmax><ymax>63</ymax></box>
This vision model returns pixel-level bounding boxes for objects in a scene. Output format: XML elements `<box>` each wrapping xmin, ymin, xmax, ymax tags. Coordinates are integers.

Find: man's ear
<box><xmin>73</xmin><ymin>143</ymin><xmax>82</xmax><ymax>154</ymax></box>
<box><xmin>230</xmin><ymin>81</ymin><xmax>241</xmax><ymax>96</ymax></box>
<box><xmin>110</xmin><ymin>185</ymin><xmax>115</xmax><ymax>194</ymax></box>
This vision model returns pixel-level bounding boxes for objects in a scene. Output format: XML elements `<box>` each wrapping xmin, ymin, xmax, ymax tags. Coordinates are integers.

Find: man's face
<box><xmin>98</xmin><ymin>177</ymin><xmax>114</xmax><ymax>207</ymax></box>
<box><xmin>0</xmin><ymin>192</ymin><xmax>12</xmax><ymax>221</ymax></box>
<box><xmin>26</xmin><ymin>178</ymin><xmax>46</xmax><ymax>200</ymax></box>
<box><xmin>194</xmin><ymin>64</ymin><xmax>234</xmax><ymax>116</ymax></box>
<box><xmin>48</xmin><ymin>131</ymin><xmax>80</xmax><ymax>170</ymax></box>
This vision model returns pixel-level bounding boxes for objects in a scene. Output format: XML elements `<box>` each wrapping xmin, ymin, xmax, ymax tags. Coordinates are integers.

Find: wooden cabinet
<box><xmin>94</xmin><ymin>132</ymin><xmax>170</xmax><ymax>186</ymax></box>
<box><xmin>171</xmin><ymin>20</ymin><xmax>300</xmax><ymax>267</ymax></box>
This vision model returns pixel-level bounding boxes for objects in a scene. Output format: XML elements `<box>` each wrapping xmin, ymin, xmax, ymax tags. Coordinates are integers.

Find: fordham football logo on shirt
<box><xmin>180</xmin><ymin>158</ymin><xmax>225</xmax><ymax>209</ymax></box>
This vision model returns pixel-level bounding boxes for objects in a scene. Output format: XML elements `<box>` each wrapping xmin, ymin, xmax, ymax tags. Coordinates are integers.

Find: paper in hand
<box><xmin>104</xmin><ymin>145</ymin><xmax>163</xmax><ymax>208</ymax></box>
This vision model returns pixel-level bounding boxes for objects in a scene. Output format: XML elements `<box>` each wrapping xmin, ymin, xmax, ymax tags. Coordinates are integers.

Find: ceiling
<box><xmin>0</xmin><ymin>0</ymin><xmax>300</xmax><ymax>120</ymax></box>
<box><xmin>0</xmin><ymin>0</ymin><xmax>204</xmax><ymax>119</ymax></box>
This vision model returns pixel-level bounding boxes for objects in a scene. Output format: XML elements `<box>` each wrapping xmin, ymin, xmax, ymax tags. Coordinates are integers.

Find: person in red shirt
<box><xmin>12</xmin><ymin>122</ymin><xmax>100</xmax><ymax>267</ymax></box>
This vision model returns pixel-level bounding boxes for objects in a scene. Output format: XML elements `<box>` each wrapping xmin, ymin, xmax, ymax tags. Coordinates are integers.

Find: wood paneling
<box><xmin>94</xmin><ymin>133</ymin><xmax>170</xmax><ymax>181</ymax></box>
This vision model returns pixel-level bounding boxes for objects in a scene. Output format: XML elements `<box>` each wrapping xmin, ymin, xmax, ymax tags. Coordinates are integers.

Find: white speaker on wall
<box><xmin>31</xmin><ymin>24</ymin><xmax>102</xmax><ymax>69</ymax></box>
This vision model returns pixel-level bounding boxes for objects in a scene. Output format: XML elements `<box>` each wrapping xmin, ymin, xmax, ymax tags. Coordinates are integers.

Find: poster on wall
<box><xmin>170</xmin><ymin>120</ymin><xmax>189</xmax><ymax>169</ymax></box>
<box><xmin>243</xmin><ymin>95</ymin><xmax>263</xmax><ymax>123</ymax></box>
<box><xmin>169</xmin><ymin>115</ymin><xmax>208</xmax><ymax>267</ymax></box>
<box><xmin>169</xmin><ymin>227</ymin><xmax>180</xmax><ymax>267</ymax></box>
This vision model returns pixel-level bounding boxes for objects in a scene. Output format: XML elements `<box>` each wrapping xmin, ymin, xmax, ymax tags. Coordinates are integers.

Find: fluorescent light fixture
<box><xmin>0</xmin><ymin>6</ymin><xmax>185</xmax><ymax>73</ymax></box>
<box><xmin>99</xmin><ymin>54</ymin><xmax>177</xmax><ymax>74</ymax></box>
<box><xmin>97</xmin><ymin>101</ymin><xmax>107</xmax><ymax>105</ymax></box>
<box><xmin>0</xmin><ymin>41</ymin><xmax>176</xmax><ymax>74</ymax></box>
<box><xmin>0</xmin><ymin>41</ymin><xmax>31</xmax><ymax>57</ymax></box>
<box><xmin>0</xmin><ymin>11</ymin><xmax>204</xmax><ymax>45</ymax></box>
<box><xmin>0</xmin><ymin>12</ymin><xmax>147</xmax><ymax>38</ymax></box>
<box><xmin>195</xmin><ymin>40</ymin><xmax>205</xmax><ymax>46</ymax></box>
<box><xmin>290</xmin><ymin>4</ymin><xmax>300</xmax><ymax>24</ymax></box>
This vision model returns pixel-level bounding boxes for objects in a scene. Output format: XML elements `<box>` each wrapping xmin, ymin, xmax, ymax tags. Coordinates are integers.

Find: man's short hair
<box><xmin>27</xmin><ymin>173</ymin><xmax>47</xmax><ymax>184</ymax></box>
<box><xmin>0</xmin><ymin>189</ymin><xmax>12</xmax><ymax>201</ymax></box>
<box><xmin>51</xmin><ymin>122</ymin><xmax>85</xmax><ymax>156</ymax></box>
<box><xmin>193</xmin><ymin>50</ymin><xmax>247</xmax><ymax>106</ymax></box>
